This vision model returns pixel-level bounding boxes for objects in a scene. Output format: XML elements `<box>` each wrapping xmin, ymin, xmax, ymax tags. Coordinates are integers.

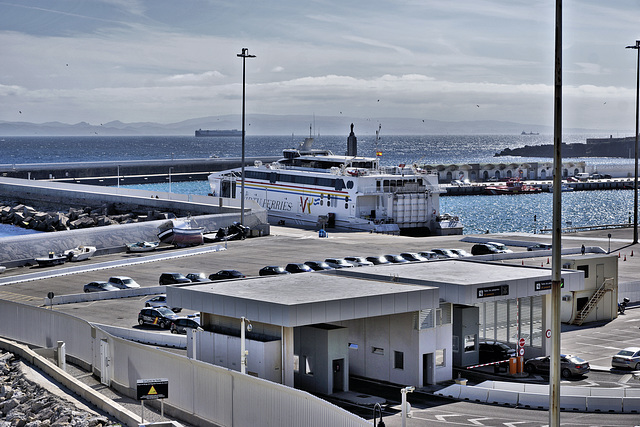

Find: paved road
<box><xmin>2</xmin><ymin>225</ymin><xmax>640</xmax><ymax>426</ymax></box>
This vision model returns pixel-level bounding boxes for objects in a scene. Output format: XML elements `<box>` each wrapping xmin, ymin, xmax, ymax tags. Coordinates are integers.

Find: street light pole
<box><xmin>237</xmin><ymin>48</ymin><xmax>256</xmax><ymax>227</ymax></box>
<box><xmin>168</xmin><ymin>167</ymin><xmax>173</xmax><ymax>194</ymax></box>
<box><xmin>626</xmin><ymin>40</ymin><xmax>640</xmax><ymax>245</ymax></box>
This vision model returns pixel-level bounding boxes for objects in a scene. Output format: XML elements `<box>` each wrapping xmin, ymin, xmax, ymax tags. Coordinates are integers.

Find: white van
<box><xmin>575</xmin><ymin>172</ymin><xmax>590</xmax><ymax>181</ymax></box>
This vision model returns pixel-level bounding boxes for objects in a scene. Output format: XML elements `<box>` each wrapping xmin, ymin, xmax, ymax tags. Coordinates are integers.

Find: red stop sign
<box><xmin>519</xmin><ymin>338</ymin><xmax>525</xmax><ymax>347</ymax></box>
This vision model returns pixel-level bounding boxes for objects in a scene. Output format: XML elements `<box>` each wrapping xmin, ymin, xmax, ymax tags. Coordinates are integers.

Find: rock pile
<box><xmin>0</xmin><ymin>351</ymin><xmax>119</xmax><ymax>426</ymax></box>
<box><xmin>0</xmin><ymin>204</ymin><xmax>171</xmax><ymax>233</ymax></box>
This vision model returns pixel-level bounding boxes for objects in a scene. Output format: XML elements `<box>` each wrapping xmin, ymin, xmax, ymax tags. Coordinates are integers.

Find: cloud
<box><xmin>161</xmin><ymin>71</ymin><xmax>225</xmax><ymax>84</ymax></box>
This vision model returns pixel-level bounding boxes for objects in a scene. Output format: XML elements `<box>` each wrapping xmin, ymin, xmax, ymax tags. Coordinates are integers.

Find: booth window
<box><xmin>576</xmin><ymin>264</ymin><xmax>589</xmax><ymax>278</ymax></box>
<box><xmin>394</xmin><ymin>351</ymin><xmax>404</xmax><ymax>370</ymax></box>
<box><xmin>464</xmin><ymin>334</ymin><xmax>477</xmax><ymax>352</ymax></box>
<box><xmin>436</xmin><ymin>349</ymin><xmax>445</xmax><ymax>367</ymax></box>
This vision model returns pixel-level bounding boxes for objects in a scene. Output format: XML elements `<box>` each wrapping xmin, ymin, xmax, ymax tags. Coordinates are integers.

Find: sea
<box><xmin>0</xmin><ymin>134</ymin><xmax>636</xmax><ymax>237</ymax></box>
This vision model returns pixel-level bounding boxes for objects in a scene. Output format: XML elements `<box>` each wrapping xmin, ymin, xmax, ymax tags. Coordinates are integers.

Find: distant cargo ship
<box><xmin>195</xmin><ymin>129</ymin><xmax>243</xmax><ymax>137</ymax></box>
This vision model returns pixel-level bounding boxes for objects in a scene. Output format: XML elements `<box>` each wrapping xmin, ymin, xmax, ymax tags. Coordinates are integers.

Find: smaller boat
<box><xmin>126</xmin><ymin>241</ymin><xmax>160</xmax><ymax>253</ymax></box>
<box><xmin>35</xmin><ymin>252</ymin><xmax>67</xmax><ymax>267</ymax></box>
<box><xmin>484</xmin><ymin>178</ymin><xmax>542</xmax><ymax>195</ymax></box>
<box><xmin>549</xmin><ymin>184</ymin><xmax>574</xmax><ymax>193</ymax></box>
<box><xmin>0</xmin><ymin>266</ymin><xmax>6</xmax><ymax>274</ymax></box>
<box><xmin>63</xmin><ymin>245</ymin><xmax>96</xmax><ymax>261</ymax></box>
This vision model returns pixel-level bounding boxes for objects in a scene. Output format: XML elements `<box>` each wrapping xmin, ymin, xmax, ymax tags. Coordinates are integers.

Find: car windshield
<box><xmin>567</xmin><ymin>356</ymin><xmax>587</xmax><ymax>363</ymax></box>
<box><xmin>157</xmin><ymin>307</ymin><xmax>174</xmax><ymax>315</ymax></box>
<box><xmin>618</xmin><ymin>349</ymin><xmax>637</xmax><ymax>356</ymax></box>
<box><xmin>122</xmin><ymin>278</ymin><xmax>134</xmax><ymax>284</ymax></box>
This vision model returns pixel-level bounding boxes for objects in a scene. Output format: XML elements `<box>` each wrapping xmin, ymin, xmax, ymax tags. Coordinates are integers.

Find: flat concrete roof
<box><xmin>168</xmin><ymin>272</ymin><xmax>440</xmax><ymax>328</ymax></box>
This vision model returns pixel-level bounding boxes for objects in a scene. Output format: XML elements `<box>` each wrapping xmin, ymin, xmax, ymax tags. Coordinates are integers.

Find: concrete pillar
<box><xmin>57</xmin><ymin>341</ymin><xmax>66</xmax><ymax>371</ymax></box>
<box><xmin>282</xmin><ymin>326</ymin><xmax>294</xmax><ymax>387</ymax></box>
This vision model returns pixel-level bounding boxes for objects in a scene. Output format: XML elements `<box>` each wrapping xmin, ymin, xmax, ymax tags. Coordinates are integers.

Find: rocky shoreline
<box><xmin>0</xmin><ymin>203</ymin><xmax>173</xmax><ymax>233</ymax></box>
<box><xmin>0</xmin><ymin>350</ymin><xmax>119</xmax><ymax>426</ymax></box>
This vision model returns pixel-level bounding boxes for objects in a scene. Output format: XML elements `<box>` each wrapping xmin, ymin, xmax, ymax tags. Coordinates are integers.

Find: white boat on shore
<box><xmin>63</xmin><ymin>245</ymin><xmax>96</xmax><ymax>261</ymax></box>
<box><xmin>208</xmin><ymin>125</ymin><xmax>462</xmax><ymax>236</ymax></box>
<box><xmin>126</xmin><ymin>241</ymin><xmax>160</xmax><ymax>252</ymax></box>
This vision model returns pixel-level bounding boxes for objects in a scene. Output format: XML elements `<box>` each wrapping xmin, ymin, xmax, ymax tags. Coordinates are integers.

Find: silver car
<box><xmin>611</xmin><ymin>347</ymin><xmax>640</xmax><ymax>370</ymax></box>
<box><xmin>344</xmin><ymin>256</ymin><xmax>374</xmax><ymax>266</ymax></box>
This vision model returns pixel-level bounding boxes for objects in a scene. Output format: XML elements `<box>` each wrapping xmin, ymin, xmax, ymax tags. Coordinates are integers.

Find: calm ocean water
<box><xmin>0</xmin><ymin>134</ymin><xmax>635</xmax><ymax>237</ymax></box>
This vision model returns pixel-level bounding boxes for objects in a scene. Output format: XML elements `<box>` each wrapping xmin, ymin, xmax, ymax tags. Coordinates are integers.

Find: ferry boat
<box><xmin>208</xmin><ymin>125</ymin><xmax>462</xmax><ymax>236</ymax></box>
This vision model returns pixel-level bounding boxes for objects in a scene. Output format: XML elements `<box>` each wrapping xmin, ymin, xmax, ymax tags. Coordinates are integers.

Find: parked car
<box><xmin>107</xmin><ymin>276</ymin><xmax>141</xmax><ymax>289</ymax></box>
<box><xmin>478</xmin><ymin>341</ymin><xmax>516</xmax><ymax>364</ymax></box>
<box><xmin>611</xmin><ymin>347</ymin><xmax>640</xmax><ymax>370</ymax></box>
<box><xmin>259</xmin><ymin>265</ymin><xmax>291</xmax><ymax>276</ymax></box>
<box><xmin>304</xmin><ymin>261</ymin><xmax>334</xmax><ymax>271</ymax></box>
<box><xmin>284</xmin><ymin>263</ymin><xmax>314</xmax><ymax>273</ymax></box>
<box><xmin>382</xmin><ymin>254</ymin><xmax>410</xmax><ymax>263</ymax></box>
<box><xmin>324</xmin><ymin>258</ymin><xmax>355</xmax><ymax>269</ymax></box>
<box><xmin>400</xmin><ymin>252</ymin><xmax>429</xmax><ymax>262</ymax></box>
<box><xmin>83</xmin><ymin>281</ymin><xmax>119</xmax><ymax>293</ymax></box>
<box><xmin>344</xmin><ymin>256</ymin><xmax>374</xmax><ymax>266</ymax></box>
<box><xmin>208</xmin><ymin>270</ymin><xmax>246</xmax><ymax>280</ymax></box>
<box><xmin>524</xmin><ymin>354</ymin><xmax>590</xmax><ymax>378</ymax></box>
<box><xmin>450</xmin><ymin>249</ymin><xmax>472</xmax><ymax>257</ymax></box>
<box><xmin>145</xmin><ymin>294</ymin><xmax>182</xmax><ymax>312</ymax></box>
<box><xmin>365</xmin><ymin>255</ymin><xmax>392</xmax><ymax>265</ymax></box>
<box><xmin>431</xmin><ymin>249</ymin><xmax>459</xmax><ymax>258</ymax></box>
<box><xmin>137</xmin><ymin>307</ymin><xmax>178</xmax><ymax>329</ymax></box>
<box><xmin>487</xmin><ymin>242</ymin><xmax>513</xmax><ymax>253</ymax></box>
<box><xmin>158</xmin><ymin>272</ymin><xmax>191</xmax><ymax>285</ymax></box>
<box><xmin>186</xmin><ymin>272</ymin><xmax>208</xmax><ymax>282</ymax></box>
<box><xmin>471</xmin><ymin>244</ymin><xmax>504</xmax><ymax>256</ymax></box>
<box><xmin>418</xmin><ymin>251</ymin><xmax>439</xmax><ymax>260</ymax></box>
<box><xmin>170</xmin><ymin>317</ymin><xmax>202</xmax><ymax>334</ymax></box>
<box><xmin>527</xmin><ymin>243</ymin><xmax>552</xmax><ymax>251</ymax></box>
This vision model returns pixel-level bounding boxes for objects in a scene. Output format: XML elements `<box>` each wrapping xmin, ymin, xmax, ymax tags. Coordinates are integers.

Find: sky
<box><xmin>1</xmin><ymin>0</ymin><xmax>640</xmax><ymax>132</ymax></box>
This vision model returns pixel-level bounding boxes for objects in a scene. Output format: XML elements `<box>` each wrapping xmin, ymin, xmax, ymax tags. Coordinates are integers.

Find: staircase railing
<box><xmin>572</xmin><ymin>277</ymin><xmax>615</xmax><ymax>326</ymax></box>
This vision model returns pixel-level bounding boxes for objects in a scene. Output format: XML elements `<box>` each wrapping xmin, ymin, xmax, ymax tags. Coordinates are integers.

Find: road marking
<box><xmin>504</xmin><ymin>422</ymin><xmax>527</xmax><ymax>427</ymax></box>
<box><xmin>469</xmin><ymin>417</ymin><xmax>492</xmax><ymax>425</ymax></box>
<box><xmin>619</xmin><ymin>374</ymin><xmax>633</xmax><ymax>384</ymax></box>
<box><xmin>434</xmin><ymin>414</ymin><xmax>464</xmax><ymax>422</ymax></box>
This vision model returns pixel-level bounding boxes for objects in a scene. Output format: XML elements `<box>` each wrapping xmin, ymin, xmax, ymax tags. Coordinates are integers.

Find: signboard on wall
<box><xmin>136</xmin><ymin>378</ymin><xmax>168</xmax><ymax>400</ymax></box>
<box><xmin>476</xmin><ymin>285</ymin><xmax>509</xmax><ymax>298</ymax></box>
<box><xmin>534</xmin><ymin>279</ymin><xmax>564</xmax><ymax>291</ymax></box>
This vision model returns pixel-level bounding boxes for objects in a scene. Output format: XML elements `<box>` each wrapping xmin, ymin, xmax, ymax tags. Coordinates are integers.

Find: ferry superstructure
<box><xmin>208</xmin><ymin>126</ymin><xmax>462</xmax><ymax>236</ymax></box>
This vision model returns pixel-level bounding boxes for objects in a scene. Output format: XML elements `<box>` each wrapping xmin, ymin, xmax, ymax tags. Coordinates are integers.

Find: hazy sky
<box><xmin>1</xmin><ymin>0</ymin><xmax>640</xmax><ymax>131</ymax></box>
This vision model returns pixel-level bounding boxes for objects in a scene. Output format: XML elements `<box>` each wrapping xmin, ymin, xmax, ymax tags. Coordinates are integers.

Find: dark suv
<box><xmin>471</xmin><ymin>243</ymin><xmax>503</xmax><ymax>256</ymax></box>
<box><xmin>479</xmin><ymin>341</ymin><xmax>516</xmax><ymax>364</ymax></box>
<box><xmin>159</xmin><ymin>272</ymin><xmax>191</xmax><ymax>285</ymax></box>
<box><xmin>138</xmin><ymin>307</ymin><xmax>178</xmax><ymax>329</ymax></box>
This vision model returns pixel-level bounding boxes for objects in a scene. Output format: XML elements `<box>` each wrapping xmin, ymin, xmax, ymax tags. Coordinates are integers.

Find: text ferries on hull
<box><xmin>208</xmin><ymin>127</ymin><xmax>462</xmax><ymax>236</ymax></box>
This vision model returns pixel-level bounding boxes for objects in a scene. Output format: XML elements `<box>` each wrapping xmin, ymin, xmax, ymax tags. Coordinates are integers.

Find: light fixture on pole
<box><xmin>240</xmin><ymin>316</ymin><xmax>252</xmax><ymax>374</ymax></box>
<box><xmin>237</xmin><ymin>48</ymin><xmax>256</xmax><ymax>228</ymax></box>
<box><xmin>626</xmin><ymin>40</ymin><xmax>640</xmax><ymax>245</ymax></box>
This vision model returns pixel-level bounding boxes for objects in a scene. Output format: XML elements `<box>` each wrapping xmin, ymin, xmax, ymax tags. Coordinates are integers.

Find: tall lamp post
<box><xmin>626</xmin><ymin>40</ymin><xmax>640</xmax><ymax>245</ymax></box>
<box><xmin>237</xmin><ymin>48</ymin><xmax>256</xmax><ymax>227</ymax></box>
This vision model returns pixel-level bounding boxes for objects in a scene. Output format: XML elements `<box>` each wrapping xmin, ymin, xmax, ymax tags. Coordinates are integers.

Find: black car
<box><xmin>526</xmin><ymin>243</ymin><xmax>552</xmax><ymax>251</ymax></box>
<box><xmin>365</xmin><ymin>255</ymin><xmax>392</xmax><ymax>265</ymax></box>
<box><xmin>170</xmin><ymin>317</ymin><xmax>202</xmax><ymax>334</ymax></box>
<box><xmin>138</xmin><ymin>307</ymin><xmax>178</xmax><ymax>329</ymax></box>
<box><xmin>259</xmin><ymin>265</ymin><xmax>291</xmax><ymax>276</ymax></box>
<box><xmin>209</xmin><ymin>270</ymin><xmax>246</xmax><ymax>280</ymax></box>
<box><xmin>471</xmin><ymin>244</ymin><xmax>503</xmax><ymax>256</ymax></box>
<box><xmin>479</xmin><ymin>341</ymin><xmax>516</xmax><ymax>364</ymax></box>
<box><xmin>285</xmin><ymin>263</ymin><xmax>314</xmax><ymax>274</ymax></box>
<box><xmin>159</xmin><ymin>272</ymin><xmax>191</xmax><ymax>285</ymax></box>
<box><xmin>304</xmin><ymin>261</ymin><xmax>334</xmax><ymax>271</ymax></box>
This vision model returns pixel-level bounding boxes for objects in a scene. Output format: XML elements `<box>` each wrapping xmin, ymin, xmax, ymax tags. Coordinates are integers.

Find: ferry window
<box><xmin>327</xmin><ymin>200</ymin><xmax>331</xmax><ymax>207</ymax></box>
<box><xmin>345</xmin><ymin>196</ymin><xmax>349</xmax><ymax>203</ymax></box>
<box><xmin>376</xmin><ymin>181</ymin><xmax>381</xmax><ymax>190</ymax></box>
<box><xmin>335</xmin><ymin>179</ymin><xmax>344</xmax><ymax>191</ymax></box>
<box><xmin>317</xmin><ymin>178</ymin><xmax>334</xmax><ymax>187</ymax></box>
<box><xmin>346</xmin><ymin>180</ymin><xmax>354</xmax><ymax>189</ymax></box>
<box><xmin>270</xmin><ymin>172</ymin><xmax>278</xmax><ymax>184</ymax></box>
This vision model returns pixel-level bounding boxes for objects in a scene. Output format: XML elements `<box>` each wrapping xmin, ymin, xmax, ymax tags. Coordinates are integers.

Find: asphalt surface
<box><xmin>2</xmin><ymin>225</ymin><xmax>640</xmax><ymax>426</ymax></box>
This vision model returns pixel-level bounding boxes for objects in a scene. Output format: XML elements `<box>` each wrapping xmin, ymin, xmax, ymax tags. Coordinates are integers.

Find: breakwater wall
<box><xmin>445</xmin><ymin>178</ymin><xmax>636</xmax><ymax>196</ymax></box>
<box><xmin>0</xmin><ymin>156</ymin><xmax>280</xmax><ymax>185</ymax></box>
<box><xmin>0</xmin><ymin>177</ymin><xmax>268</xmax><ymax>265</ymax></box>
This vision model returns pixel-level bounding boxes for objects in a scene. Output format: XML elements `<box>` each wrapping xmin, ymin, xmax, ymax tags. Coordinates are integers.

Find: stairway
<box><xmin>571</xmin><ymin>278</ymin><xmax>614</xmax><ymax>326</ymax></box>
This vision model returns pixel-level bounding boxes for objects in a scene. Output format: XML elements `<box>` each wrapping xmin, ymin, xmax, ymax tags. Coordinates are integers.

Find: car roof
<box><xmin>620</xmin><ymin>347</ymin><xmax>640</xmax><ymax>352</ymax></box>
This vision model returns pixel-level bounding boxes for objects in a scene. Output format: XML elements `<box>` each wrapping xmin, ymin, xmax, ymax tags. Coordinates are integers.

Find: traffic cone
<box><xmin>632</xmin><ymin>251</ymin><xmax>634</xmax><ymax>257</ymax></box>
<box><xmin>619</xmin><ymin>252</ymin><xmax>621</xmax><ymax>258</ymax></box>
<box><xmin>547</xmin><ymin>258</ymin><xmax>550</xmax><ymax>264</ymax></box>
<box><xmin>624</xmin><ymin>255</ymin><xmax>627</xmax><ymax>261</ymax></box>
<box><xmin>522</xmin><ymin>260</ymin><xmax>524</xmax><ymax>265</ymax></box>
<box><xmin>541</xmin><ymin>263</ymin><xmax>544</xmax><ymax>267</ymax></box>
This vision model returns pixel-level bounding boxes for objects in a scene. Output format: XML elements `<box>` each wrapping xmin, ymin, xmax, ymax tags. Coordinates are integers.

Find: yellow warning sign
<box><xmin>149</xmin><ymin>386</ymin><xmax>158</xmax><ymax>395</ymax></box>
<box><xmin>136</xmin><ymin>378</ymin><xmax>168</xmax><ymax>400</ymax></box>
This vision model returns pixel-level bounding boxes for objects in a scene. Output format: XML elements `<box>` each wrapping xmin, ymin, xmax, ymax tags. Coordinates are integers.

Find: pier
<box><xmin>445</xmin><ymin>177</ymin><xmax>636</xmax><ymax>195</ymax></box>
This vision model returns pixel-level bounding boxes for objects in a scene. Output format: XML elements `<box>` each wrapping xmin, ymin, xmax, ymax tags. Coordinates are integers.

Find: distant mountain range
<box><xmin>0</xmin><ymin>114</ymin><xmax>620</xmax><ymax>136</ymax></box>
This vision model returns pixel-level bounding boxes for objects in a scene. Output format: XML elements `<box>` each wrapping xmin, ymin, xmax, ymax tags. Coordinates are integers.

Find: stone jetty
<box><xmin>0</xmin><ymin>350</ymin><xmax>118</xmax><ymax>426</ymax></box>
<box><xmin>1</xmin><ymin>203</ymin><xmax>173</xmax><ymax>233</ymax></box>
